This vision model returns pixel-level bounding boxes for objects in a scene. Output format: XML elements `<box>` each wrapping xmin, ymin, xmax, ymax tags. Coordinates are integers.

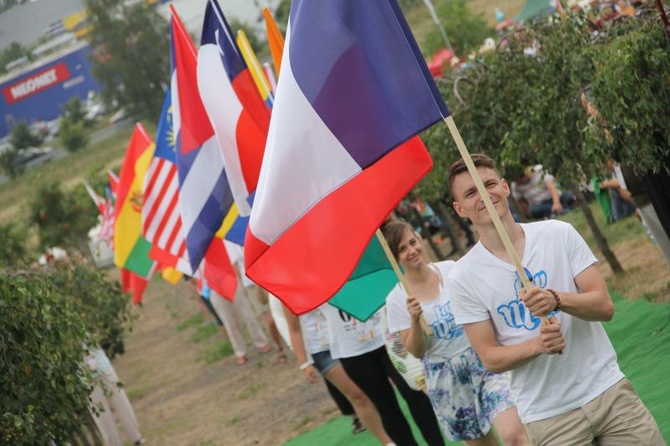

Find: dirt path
<box><xmin>113</xmin><ymin>279</ymin><xmax>339</xmax><ymax>446</ymax></box>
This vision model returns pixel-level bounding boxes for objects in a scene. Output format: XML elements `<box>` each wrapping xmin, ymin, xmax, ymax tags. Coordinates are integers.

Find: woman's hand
<box><xmin>303</xmin><ymin>365</ymin><xmax>319</xmax><ymax>383</ymax></box>
<box><xmin>407</xmin><ymin>295</ymin><xmax>423</xmax><ymax>322</ymax></box>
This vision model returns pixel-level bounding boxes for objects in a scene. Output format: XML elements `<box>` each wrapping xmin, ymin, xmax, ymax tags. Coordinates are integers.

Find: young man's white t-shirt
<box><xmin>386</xmin><ymin>260</ymin><xmax>471</xmax><ymax>362</ymax></box>
<box><xmin>320</xmin><ymin>304</ymin><xmax>384</xmax><ymax>359</ymax></box>
<box><xmin>449</xmin><ymin>220</ymin><xmax>623</xmax><ymax>423</ymax></box>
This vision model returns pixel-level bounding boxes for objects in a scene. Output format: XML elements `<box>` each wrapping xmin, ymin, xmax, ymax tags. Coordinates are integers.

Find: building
<box><xmin>0</xmin><ymin>41</ymin><xmax>99</xmax><ymax>138</ymax></box>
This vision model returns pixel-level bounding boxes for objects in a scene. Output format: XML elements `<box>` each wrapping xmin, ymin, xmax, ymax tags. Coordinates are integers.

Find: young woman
<box><xmin>383</xmin><ymin>220</ymin><xmax>530</xmax><ymax>446</ymax></box>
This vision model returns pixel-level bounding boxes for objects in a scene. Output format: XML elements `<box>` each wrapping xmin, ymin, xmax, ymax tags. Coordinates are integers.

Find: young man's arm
<box><xmin>463</xmin><ymin>318</ymin><xmax>564</xmax><ymax>373</ymax></box>
<box><xmin>521</xmin><ymin>265</ymin><xmax>614</xmax><ymax>322</ymax></box>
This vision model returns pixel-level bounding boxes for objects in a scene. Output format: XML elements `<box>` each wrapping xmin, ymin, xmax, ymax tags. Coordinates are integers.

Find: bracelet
<box><xmin>299</xmin><ymin>361</ymin><xmax>313</xmax><ymax>371</ymax></box>
<box><xmin>547</xmin><ymin>289</ymin><xmax>561</xmax><ymax>311</ymax></box>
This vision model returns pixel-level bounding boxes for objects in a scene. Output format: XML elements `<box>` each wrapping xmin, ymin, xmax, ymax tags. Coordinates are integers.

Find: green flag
<box><xmin>328</xmin><ymin>235</ymin><xmax>400</xmax><ymax>321</ymax></box>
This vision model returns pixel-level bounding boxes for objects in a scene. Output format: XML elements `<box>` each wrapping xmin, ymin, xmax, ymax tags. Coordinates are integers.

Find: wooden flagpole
<box><xmin>375</xmin><ymin>229</ymin><xmax>434</xmax><ymax>335</ymax></box>
<box><xmin>443</xmin><ymin>115</ymin><xmax>549</xmax><ymax>326</ymax></box>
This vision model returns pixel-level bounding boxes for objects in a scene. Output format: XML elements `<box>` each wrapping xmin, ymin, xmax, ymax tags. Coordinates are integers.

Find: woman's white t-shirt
<box><xmin>299</xmin><ymin>305</ymin><xmax>330</xmax><ymax>355</ymax></box>
<box><xmin>386</xmin><ymin>260</ymin><xmax>471</xmax><ymax>362</ymax></box>
<box><xmin>320</xmin><ymin>303</ymin><xmax>384</xmax><ymax>359</ymax></box>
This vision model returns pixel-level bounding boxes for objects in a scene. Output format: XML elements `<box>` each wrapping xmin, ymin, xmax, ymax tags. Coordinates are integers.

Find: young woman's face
<box><xmin>396</xmin><ymin>228</ymin><xmax>424</xmax><ymax>269</ymax></box>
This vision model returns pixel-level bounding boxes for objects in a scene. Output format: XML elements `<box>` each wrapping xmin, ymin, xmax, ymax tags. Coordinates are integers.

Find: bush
<box><xmin>0</xmin><ymin>272</ymin><xmax>93</xmax><ymax>444</ymax></box>
<box><xmin>47</xmin><ymin>261</ymin><xmax>133</xmax><ymax>359</ymax></box>
<box><xmin>0</xmin><ymin>222</ymin><xmax>29</xmax><ymax>267</ymax></box>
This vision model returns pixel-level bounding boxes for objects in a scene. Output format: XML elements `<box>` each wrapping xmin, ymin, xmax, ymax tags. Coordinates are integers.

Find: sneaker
<box><xmin>352</xmin><ymin>417</ymin><xmax>366</xmax><ymax>435</ymax></box>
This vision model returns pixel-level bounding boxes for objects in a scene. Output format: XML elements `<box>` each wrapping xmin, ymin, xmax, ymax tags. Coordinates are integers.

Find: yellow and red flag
<box><xmin>113</xmin><ymin>123</ymin><xmax>156</xmax><ymax>279</ymax></box>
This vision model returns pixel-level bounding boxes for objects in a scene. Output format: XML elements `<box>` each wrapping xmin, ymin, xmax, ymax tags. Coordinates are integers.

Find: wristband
<box><xmin>299</xmin><ymin>361</ymin><xmax>313</xmax><ymax>371</ymax></box>
<box><xmin>547</xmin><ymin>289</ymin><xmax>561</xmax><ymax>311</ymax></box>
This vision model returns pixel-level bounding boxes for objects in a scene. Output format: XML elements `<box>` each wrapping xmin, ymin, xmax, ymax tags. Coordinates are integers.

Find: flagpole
<box><xmin>375</xmin><ymin>229</ymin><xmax>433</xmax><ymax>335</ymax></box>
<box><xmin>442</xmin><ymin>115</ymin><xmax>549</xmax><ymax>327</ymax></box>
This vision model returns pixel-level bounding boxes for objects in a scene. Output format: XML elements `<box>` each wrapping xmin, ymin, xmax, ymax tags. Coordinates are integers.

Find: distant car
<box><xmin>109</xmin><ymin>108</ymin><xmax>128</xmax><ymax>125</ymax></box>
<box><xmin>12</xmin><ymin>146</ymin><xmax>54</xmax><ymax>169</ymax></box>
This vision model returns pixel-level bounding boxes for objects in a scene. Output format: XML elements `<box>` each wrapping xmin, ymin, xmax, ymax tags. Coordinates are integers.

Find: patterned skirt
<box><xmin>423</xmin><ymin>346</ymin><xmax>514</xmax><ymax>441</ymax></box>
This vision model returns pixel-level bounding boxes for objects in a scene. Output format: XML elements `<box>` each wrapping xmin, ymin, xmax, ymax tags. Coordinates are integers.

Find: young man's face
<box><xmin>451</xmin><ymin>167</ymin><xmax>510</xmax><ymax>225</ymax></box>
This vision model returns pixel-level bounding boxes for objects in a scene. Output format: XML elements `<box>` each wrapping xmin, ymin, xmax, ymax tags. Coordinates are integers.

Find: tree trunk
<box><xmin>577</xmin><ymin>192</ymin><xmax>624</xmax><ymax>274</ymax></box>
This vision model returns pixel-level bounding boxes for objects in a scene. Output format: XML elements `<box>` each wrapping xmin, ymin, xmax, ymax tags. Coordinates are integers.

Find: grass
<box><xmin>190</xmin><ymin>323</ymin><xmax>219</xmax><ymax>343</ymax></box>
<box><xmin>197</xmin><ymin>339</ymin><xmax>234</xmax><ymax>364</ymax></box>
<box><xmin>238</xmin><ymin>381</ymin><xmax>263</xmax><ymax>400</ymax></box>
<box><xmin>177</xmin><ymin>313</ymin><xmax>204</xmax><ymax>332</ymax></box>
<box><xmin>558</xmin><ymin>202</ymin><xmax>647</xmax><ymax>248</ymax></box>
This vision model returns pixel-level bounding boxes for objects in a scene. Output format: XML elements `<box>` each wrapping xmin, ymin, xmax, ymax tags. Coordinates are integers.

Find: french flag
<box><xmin>197</xmin><ymin>0</ymin><xmax>270</xmax><ymax>221</ymax></box>
<box><xmin>244</xmin><ymin>0</ymin><xmax>450</xmax><ymax>315</ymax></box>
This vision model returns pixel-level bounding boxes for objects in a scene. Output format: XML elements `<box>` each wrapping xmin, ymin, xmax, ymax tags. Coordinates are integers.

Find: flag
<box><xmin>245</xmin><ymin>0</ymin><xmax>448</xmax><ymax>315</ymax></box>
<box><xmin>141</xmin><ymin>90</ymin><xmax>190</xmax><ymax>272</ymax></box>
<box><xmin>263</xmin><ymin>8</ymin><xmax>285</xmax><ymax>77</ymax></box>
<box><xmin>328</xmin><ymin>235</ymin><xmax>398</xmax><ymax>321</ymax></box>
<box><xmin>236</xmin><ymin>29</ymin><xmax>274</xmax><ymax>109</ymax></box>
<box><xmin>108</xmin><ymin>169</ymin><xmax>119</xmax><ymax>197</ymax></box>
<box><xmin>197</xmin><ymin>0</ymin><xmax>270</xmax><ymax>221</ymax></box>
<box><xmin>113</xmin><ymin>123</ymin><xmax>157</xmax><ymax>279</ymax></box>
<box><xmin>120</xmin><ymin>268</ymin><xmax>150</xmax><ymax>305</ymax></box>
<box><xmin>83</xmin><ymin>180</ymin><xmax>105</xmax><ymax>214</ymax></box>
<box><xmin>170</xmin><ymin>8</ymin><xmax>229</xmax><ymax>272</ymax></box>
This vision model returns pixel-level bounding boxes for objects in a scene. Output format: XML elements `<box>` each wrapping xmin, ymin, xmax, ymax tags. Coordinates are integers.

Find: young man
<box><xmin>446</xmin><ymin>153</ymin><xmax>665</xmax><ymax>445</ymax></box>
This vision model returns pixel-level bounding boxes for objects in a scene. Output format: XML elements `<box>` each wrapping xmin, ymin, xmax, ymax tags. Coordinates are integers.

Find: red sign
<box><xmin>3</xmin><ymin>63</ymin><xmax>72</xmax><ymax>105</ymax></box>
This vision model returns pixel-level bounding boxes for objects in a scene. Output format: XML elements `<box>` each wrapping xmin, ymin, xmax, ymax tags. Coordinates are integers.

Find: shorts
<box><xmin>423</xmin><ymin>346</ymin><xmax>514</xmax><ymax>441</ymax></box>
<box><xmin>312</xmin><ymin>350</ymin><xmax>340</xmax><ymax>375</ymax></box>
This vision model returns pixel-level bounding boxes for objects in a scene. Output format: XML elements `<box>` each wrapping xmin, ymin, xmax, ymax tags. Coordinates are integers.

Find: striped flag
<box><xmin>244</xmin><ymin>0</ymin><xmax>448</xmax><ymax>315</ymax></box>
<box><xmin>141</xmin><ymin>90</ymin><xmax>189</xmax><ymax>272</ymax></box>
<box><xmin>170</xmin><ymin>6</ymin><xmax>237</xmax><ymax>297</ymax></box>
<box><xmin>197</xmin><ymin>0</ymin><xmax>270</xmax><ymax>223</ymax></box>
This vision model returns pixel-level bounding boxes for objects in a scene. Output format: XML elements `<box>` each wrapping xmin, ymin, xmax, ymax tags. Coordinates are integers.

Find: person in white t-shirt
<box><xmin>320</xmin><ymin>304</ymin><xmax>444</xmax><ymax>446</ymax></box>
<box><xmin>446</xmin><ymin>153</ymin><xmax>664</xmax><ymax>445</ymax></box>
<box><xmin>283</xmin><ymin>304</ymin><xmax>393</xmax><ymax>445</ymax></box>
<box><xmin>383</xmin><ymin>219</ymin><xmax>529</xmax><ymax>445</ymax></box>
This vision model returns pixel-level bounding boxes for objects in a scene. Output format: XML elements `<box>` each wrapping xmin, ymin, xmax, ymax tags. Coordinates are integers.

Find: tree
<box><xmin>59</xmin><ymin>116</ymin><xmax>89</xmax><ymax>153</ymax></box>
<box><xmin>62</xmin><ymin>97</ymin><xmax>89</xmax><ymax>126</ymax></box>
<box><xmin>85</xmin><ymin>0</ymin><xmax>169</xmax><ymax>122</ymax></box>
<box><xmin>0</xmin><ymin>41</ymin><xmax>28</xmax><ymax>73</ymax></box>
<box><xmin>422</xmin><ymin>0</ymin><xmax>494</xmax><ymax>57</ymax></box>
<box><xmin>28</xmin><ymin>182</ymin><xmax>98</xmax><ymax>252</ymax></box>
<box><xmin>10</xmin><ymin>120</ymin><xmax>41</xmax><ymax>150</ymax></box>
<box><xmin>0</xmin><ymin>272</ymin><xmax>93</xmax><ymax>444</ymax></box>
<box><xmin>416</xmin><ymin>12</ymin><xmax>670</xmax><ymax>274</ymax></box>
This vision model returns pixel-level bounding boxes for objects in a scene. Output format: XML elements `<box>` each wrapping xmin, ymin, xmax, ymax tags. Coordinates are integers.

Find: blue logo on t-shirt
<box><xmin>496</xmin><ymin>268</ymin><xmax>558</xmax><ymax>331</ymax></box>
<box><xmin>430</xmin><ymin>301</ymin><xmax>464</xmax><ymax>340</ymax></box>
